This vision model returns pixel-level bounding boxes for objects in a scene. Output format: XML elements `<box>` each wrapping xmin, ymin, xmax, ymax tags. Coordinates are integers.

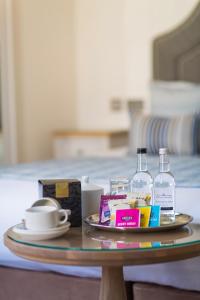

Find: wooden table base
<box><xmin>99</xmin><ymin>266</ymin><xmax>127</xmax><ymax>300</ymax></box>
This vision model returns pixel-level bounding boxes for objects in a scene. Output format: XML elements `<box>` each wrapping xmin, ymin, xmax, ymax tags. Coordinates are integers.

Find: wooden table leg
<box><xmin>99</xmin><ymin>266</ymin><xmax>127</xmax><ymax>300</ymax></box>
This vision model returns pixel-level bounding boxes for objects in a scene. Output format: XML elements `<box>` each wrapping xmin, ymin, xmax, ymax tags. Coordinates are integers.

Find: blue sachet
<box><xmin>149</xmin><ymin>205</ymin><xmax>160</xmax><ymax>227</ymax></box>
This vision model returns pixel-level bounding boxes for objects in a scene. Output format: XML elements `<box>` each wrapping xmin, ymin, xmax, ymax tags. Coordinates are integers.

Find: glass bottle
<box><xmin>154</xmin><ymin>148</ymin><xmax>175</xmax><ymax>225</ymax></box>
<box><xmin>131</xmin><ymin>148</ymin><xmax>153</xmax><ymax>206</ymax></box>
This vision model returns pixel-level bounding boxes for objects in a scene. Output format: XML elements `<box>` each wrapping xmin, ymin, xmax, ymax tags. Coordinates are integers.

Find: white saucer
<box><xmin>12</xmin><ymin>222</ymin><xmax>70</xmax><ymax>241</ymax></box>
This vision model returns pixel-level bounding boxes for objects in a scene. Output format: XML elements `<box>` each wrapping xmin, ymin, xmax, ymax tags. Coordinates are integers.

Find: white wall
<box><xmin>75</xmin><ymin>0</ymin><xmax>198</xmax><ymax>130</ymax></box>
<box><xmin>10</xmin><ymin>0</ymin><xmax>198</xmax><ymax>162</ymax></box>
<box><xmin>12</xmin><ymin>0</ymin><xmax>76</xmax><ymax>162</ymax></box>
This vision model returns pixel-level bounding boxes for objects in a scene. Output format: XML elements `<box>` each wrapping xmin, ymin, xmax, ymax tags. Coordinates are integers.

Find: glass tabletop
<box><xmin>7</xmin><ymin>223</ymin><xmax>200</xmax><ymax>252</ymax></box>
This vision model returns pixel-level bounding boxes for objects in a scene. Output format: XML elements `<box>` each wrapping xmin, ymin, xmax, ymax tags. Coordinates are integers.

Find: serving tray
<box><xmin>84</xmin><ymin>213</ymin><xmax>193</xmax><ymax>233</ymax></box>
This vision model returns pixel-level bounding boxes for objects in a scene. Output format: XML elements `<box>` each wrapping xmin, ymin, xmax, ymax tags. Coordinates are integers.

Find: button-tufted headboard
<box><xmin>153</xmin><ymin>1</ymin><xmax>200</xmax><ymax>83</ymax></box>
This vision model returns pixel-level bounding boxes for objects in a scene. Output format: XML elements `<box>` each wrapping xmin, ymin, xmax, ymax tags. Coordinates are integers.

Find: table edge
<box><xmin>4</xmin><ymin>233</ymin><xmax>200</xmax><ymax>267</ymax></box>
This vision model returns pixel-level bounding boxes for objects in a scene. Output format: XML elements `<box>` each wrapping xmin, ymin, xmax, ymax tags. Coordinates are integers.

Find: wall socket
<box><xmin>110</xmin><ymin>97</ymin><xmax>123</xmax><ymax>111</ymax></box>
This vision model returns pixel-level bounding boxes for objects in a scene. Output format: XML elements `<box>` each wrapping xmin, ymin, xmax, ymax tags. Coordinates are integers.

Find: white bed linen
<box><xmin>1</xmin><ymin>178</ymin><xmax>200</xmax><ymax>291</ymax></box>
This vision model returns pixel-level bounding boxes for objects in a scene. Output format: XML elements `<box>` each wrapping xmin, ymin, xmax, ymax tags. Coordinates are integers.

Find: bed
<box><xmin>1</xmin><ymin>2</ymin><xmax>200</xmax><ymax>300</ymax></box>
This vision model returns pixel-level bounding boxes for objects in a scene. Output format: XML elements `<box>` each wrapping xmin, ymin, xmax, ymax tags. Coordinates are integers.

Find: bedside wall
<box><xmin>75</xmin><ymin>0</ymin><xmax>198</xmax><ymax>130</ymax></box>
<box><xmin>10</xmin><ymin>0</ymin><xmax>198</xmax><ymax>162</ymax></box>
<box><xmin>12</xmin><ymin>0</ymin><xmax>76</xmax><ymax>162</ymax></box>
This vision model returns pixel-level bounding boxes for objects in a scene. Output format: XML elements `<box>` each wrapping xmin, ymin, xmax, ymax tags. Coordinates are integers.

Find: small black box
<box><xmin>38</xmin><ymin>179</ymin><xmax>81</xmax><ymax>227</ymax></box>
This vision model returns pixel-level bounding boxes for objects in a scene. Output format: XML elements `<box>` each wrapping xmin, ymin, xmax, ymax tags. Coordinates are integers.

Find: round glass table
<box><xmin>4</xmin><ymin>223</ymin><xmax>200</xmax><ymax>300</ymax></box>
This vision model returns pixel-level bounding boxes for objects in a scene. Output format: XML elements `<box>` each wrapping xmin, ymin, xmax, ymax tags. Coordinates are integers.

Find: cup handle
<box><xmin>58</xmin><ymin>209</ymin><xmax>71</xmax><ymax>225</ymax></box>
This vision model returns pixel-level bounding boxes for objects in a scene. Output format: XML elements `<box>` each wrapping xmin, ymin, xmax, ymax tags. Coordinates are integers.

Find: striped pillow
<box><xmin>129</xmin><ymin>113</ymin><xmax>200</xmax><ymax>155</ymax></box>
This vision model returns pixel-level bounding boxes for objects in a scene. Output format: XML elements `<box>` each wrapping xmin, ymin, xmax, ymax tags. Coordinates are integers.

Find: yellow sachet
<box><xmin>139</xmin><ymin>206</ymin><xmax>151</xmax><ymax>227</ymax></box>
<box><xmin>140</xmin><ymin>242</ymin><xmax>152</xmax><ymax>248</ymax></box>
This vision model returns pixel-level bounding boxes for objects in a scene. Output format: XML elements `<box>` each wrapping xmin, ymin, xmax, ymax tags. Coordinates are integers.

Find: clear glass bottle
<box><xmin>131</xmin><ymin>148</ymin><xmax>153</xmax><ymax>206</ymax></box>
<box><xmin>154</xmin><ymin>148</ymin><xmax>175</xmax><ymax>225</ymax></box>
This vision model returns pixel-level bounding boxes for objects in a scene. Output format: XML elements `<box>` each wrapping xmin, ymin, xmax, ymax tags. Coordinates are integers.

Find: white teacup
<box><xmin>25</xmin><ymin>206</ymin><xmax>71</xmax><ymax>231</ymax></box>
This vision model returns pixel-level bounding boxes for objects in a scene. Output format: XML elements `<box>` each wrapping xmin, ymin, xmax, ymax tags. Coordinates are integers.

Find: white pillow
<box><xmin>150</xmin><ymin>81</ymin><xmax>200</xmax><ymax>116</ymax></box>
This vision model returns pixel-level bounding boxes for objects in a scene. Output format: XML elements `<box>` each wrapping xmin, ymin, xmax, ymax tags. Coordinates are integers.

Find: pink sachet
<box><xmin>115</xmin><ymin>209</ymin><xmax>140</xmax><ymax>227</ymax></box>
<box><xmin>117</xmin><ymin>242</ymin><xmax>140</xmax><ymax>249</ymax></box>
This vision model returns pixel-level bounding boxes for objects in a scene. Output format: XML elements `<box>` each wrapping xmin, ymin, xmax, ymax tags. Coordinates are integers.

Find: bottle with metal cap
<box><xmin>131</xmin><ymin>148</ymin><xmax>153</xmax><ymax>206</ymax></box>
<box><xmin>154</xmin><ymin>148</ymin><xmax>175</xmax><ymax>224</ymax></box>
